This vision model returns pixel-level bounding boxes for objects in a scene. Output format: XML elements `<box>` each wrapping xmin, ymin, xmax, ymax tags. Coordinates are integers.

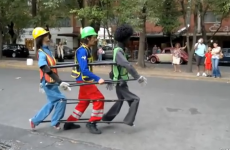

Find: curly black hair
<box><xmin>114</xmin><ymin>24</ymin><xmax>134</xmax><ymax>42</ymax></box>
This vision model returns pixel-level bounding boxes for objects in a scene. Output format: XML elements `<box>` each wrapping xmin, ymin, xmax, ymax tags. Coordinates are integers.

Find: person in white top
<box><xmin>211</xmin><ymin>41</ymin><xmax>221</xmax><ymax>78</ymax></box>
<box><xmin>57</xmin><ymin>42</ymin><xmax>64</xmax><ymax>62</ymax></box>
<box><xmin>194</xmin><ymin>38</ymin><xmax>207</xmax><ymax>77</ymax></box>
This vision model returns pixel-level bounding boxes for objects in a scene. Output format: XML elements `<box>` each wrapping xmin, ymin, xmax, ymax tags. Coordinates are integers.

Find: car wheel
<box><xmin>150</xmin><ymin>57</ymin><xmax>157</xmax><ymax>64</ymax></box>
<box><xmin>12</xmin><ymin>53</ymin><xmax>16</xmax><ymax>58</ymax></box>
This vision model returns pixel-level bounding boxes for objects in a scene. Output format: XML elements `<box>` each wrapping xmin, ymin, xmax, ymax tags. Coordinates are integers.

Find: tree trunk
<box><xmin>0</xmin><ymin>28</ymin><xmax>3</xmax><ymax>59</ymax></box>
<box><xmin>0</xmin><ymin>6</ymin><xmax>3</xmax><ymax>59</ymax></box>
<box><xmin>32</xmin><ymin>0</ymin><xmax>37</xmax><ymax>60</ymax></box>
<box><xmin>200</xmin><ymin>14</ymin><xmax>207</xmax><ymax>43</ymax></box>
<box><xmin>137</xmin><ymin>17</ymin><xmax>146</xmax><ymax>68</ymax></box>
<box><xmin>32</xmin><ymin>0</ymin><xmax>37</xmax><ymax>17</ymax></box>
<box><xmin>187</xmin><ymin>2</ymin><xmax>198</xmax><ymax>72</ymax></box>
<box><xmin>185</xmin><ymin>0</ymin><xmax>193</xmax><ymax>72</ymax></box>
<box><xmin>170</xmin><ymin>36</ymin><xmax>173</xmax><ymax>47</ymax></box>
<box><xmin>90</xmin><ymin>21</ymin><xmax>100</xmax><ymax>61</ymax></box>
<box><xmin>199</xmin><ymin>3</ymin><xmax>209</xmax><ymax>43</ymax></box>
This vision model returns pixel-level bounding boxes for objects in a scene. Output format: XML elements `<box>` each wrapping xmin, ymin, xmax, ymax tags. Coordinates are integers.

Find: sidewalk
<box><xmin>0</xmin><ymin>59</ymin><xmax>230</xmax><ymax>82</ymax></box>
<box><xmin>0</xmin><ymin>124</ymin><xmax>114</xmax><ymax>150</ymax></box>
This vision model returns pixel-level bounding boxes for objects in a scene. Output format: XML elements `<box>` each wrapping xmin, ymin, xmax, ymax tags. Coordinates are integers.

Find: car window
<box><xmin>164</xmin><ymin>49</ymin><xmax>171</xmax><ymax>54</ymax></box>
<box><xmin>226</xmin><ymin>49</ymin><xmax>230</xmax><ymax>57</ymax></box>
<box><xmin>102</xmin><ymin>46</ymin><xmax>112</xmax><ymax>51</ymax></box>
<box><xmin>222</xmin><ymin>49</ymin><xmax>227</xmax><ymax>53</ymax></box>
<box><xmin>9</xmin><ymin>45</ymin><xmax>17</xmax><ymax>49</ymax></box>
<box><xmin>3</xmin><ymin>45</ymin><xmax>8</xmax><ymax>49</ymax></box>
<box><xmin>19</xmin><ymin>45</ymin><xmax>25</xmax><ymax>48</ymax></box>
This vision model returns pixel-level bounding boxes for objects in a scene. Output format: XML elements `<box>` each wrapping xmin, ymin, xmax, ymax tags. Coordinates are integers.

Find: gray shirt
<box><xmin>115</xmin><ymin>49</ymin><xmax>140</xmax><ymax>80</ymax></box>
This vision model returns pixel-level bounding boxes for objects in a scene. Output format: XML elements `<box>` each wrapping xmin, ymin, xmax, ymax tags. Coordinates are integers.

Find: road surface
<box><xmin>0</xmin><ymin>68</ymin><xmax>230</xmax><ymax>150</ymax></box>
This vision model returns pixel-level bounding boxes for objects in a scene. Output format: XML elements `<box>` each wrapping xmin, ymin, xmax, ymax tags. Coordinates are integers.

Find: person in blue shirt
<box><xmin>29</xmin><ymin>27</ymin><xmax>71</xmax><ymax>130</ymax></box>
<box><xmin>64</xmin><ymin>26</ymin><xmax>105</xmax><ymax>134</ymax></box>
<box><xmin>194</xmin><ymin>38</ymin><xmax>207</xmax><ymax>76</ymax></box>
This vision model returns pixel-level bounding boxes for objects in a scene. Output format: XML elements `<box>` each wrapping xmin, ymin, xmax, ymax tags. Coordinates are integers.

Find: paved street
<box><xmin>1</xmin><ymin>68</ymin><xmax>230</xmax><ymax>150</ymax></box>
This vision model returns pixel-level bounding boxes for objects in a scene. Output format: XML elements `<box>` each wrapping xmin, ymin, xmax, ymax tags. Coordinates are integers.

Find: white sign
<box><xmin>209</xmin><ymin>23</ymin><xmax>229</xmax><ymax>32</ymax></box>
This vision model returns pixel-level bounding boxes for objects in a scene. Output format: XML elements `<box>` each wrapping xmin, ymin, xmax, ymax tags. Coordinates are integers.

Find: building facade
<box><xmin>17</xmin><ymin>15</ymin><xmax>81</xmax><ymax>55</ymax></box>
<box><xmin>142</xmin><ymin>11</ymin><xmax>230</xmax><ymax>50</ymax></box>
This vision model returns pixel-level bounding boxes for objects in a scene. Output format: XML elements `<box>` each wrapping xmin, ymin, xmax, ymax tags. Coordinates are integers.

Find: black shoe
<box><xmin>63</xmin><ymin>123</ymin><xmax>81</xmax><ymax>130</ymax></box>
<box><xmin>86</xmin><ymin>122</ymin><xmax>102</xmax><ymax>134</ymax></box>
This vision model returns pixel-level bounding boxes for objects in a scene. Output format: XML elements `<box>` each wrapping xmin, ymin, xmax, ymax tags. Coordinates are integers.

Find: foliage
<box><xmin>208</xmin><ymin>0</ymin><xmax>230</xmax><ymax>17</ymax></box>
<box><xmin>156</xmin><ymin>0</ymin><xmax>181</xmax><ymax>35</ymax></box>
<box><xmin>30</xmin><ymin>0</ymin><xmax>76</xmax><ymax>27</ymax></box>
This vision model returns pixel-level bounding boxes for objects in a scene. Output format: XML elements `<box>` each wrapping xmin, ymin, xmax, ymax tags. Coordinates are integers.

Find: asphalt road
<box><xmin>0</xmin><ymin>68</ymin><xmax>230</xmax><ymax>150</ymax></box>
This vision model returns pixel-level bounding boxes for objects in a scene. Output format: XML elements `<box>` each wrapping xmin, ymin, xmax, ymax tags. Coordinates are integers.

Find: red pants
<box><xmin>67</xmin><ymin>81</ymin><xmax>104</xmax><ymax>122</ymax></box>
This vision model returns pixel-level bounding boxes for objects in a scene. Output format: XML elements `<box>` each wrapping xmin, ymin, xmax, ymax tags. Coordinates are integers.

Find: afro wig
<box><xmin>114</xmin><ymin>24</ymin><xmax>134</xmax><ymax>42</ymax></box>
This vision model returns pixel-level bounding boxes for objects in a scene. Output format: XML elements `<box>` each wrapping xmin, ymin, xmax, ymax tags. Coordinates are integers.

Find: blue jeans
<box><xmin>98</xmin><ymin>54</ymin><xmax>102</xmax><ymax>61</ymax></box>
<box><xmin>212</xmin><ymin>58</ymin><xmax>221</xmax><ymax>77</ymax></box>
<box><xmin>32</xmin><ymin>81</ymin><xmax>66</xmax><ymax>126</ymax></box>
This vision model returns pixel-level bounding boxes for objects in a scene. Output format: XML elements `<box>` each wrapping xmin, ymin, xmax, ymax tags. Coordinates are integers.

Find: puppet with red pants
<box><xmin>63</xmin><ymin>26</ymin><xmax>105</xmax><ymax>134</ymax></box>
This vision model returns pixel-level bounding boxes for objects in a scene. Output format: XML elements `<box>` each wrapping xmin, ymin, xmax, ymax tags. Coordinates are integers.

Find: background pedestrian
<box><xmin>194</xmin><ymin>38</ymin><xmax>207</xmax><ymax>77</ymax></box>
<box><xmin>211</xmin><ymin>41</ymin><xmax>222</xmax><ymax>78</ymax></box>
<box><xmin>57</xmin><ymin>42</ymin><xmax>64</xmax><ymax>62</ymax></box>
<box><xmin>205</xmin><ymin>46</ymin><xmax>212</xmax><ymax>77</ymax></box>
<box><xmin>172</xmin><ymin>43</ymin><xmax>186</xmax><ymax>72</ymax></box>
<box><xmin>97</xmin><ymin>45</ymin><xmax>104</xmax><ymax>61</ymax></box>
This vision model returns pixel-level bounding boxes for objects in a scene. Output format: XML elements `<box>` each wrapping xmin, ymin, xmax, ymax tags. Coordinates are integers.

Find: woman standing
<box><xmin>211</xmin><ymin>41</ymin><xmax>221</xmax><ymax>78</ymax></box>
<box><xmin>172</xmin><ymin>43</ymin><xmax>186</xmax><ymax>72</ymax></box>
<box><xmin>29</xmin><ymin>27</ymin><xmax>71</xmax><ymax>130</ymax></box>
<box><xmin>97</xmin><ymin>45</ymin><xmax>104</xmax><ymax>61</ymax></box>
<box><xmin>57</xmin><ymin>42</ymin><xmax>64</xmax><ymax>62</ymax></box>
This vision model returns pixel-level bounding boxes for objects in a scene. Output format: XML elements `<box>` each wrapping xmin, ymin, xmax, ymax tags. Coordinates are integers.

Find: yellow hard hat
<box><xmin>32</xmin><ymin>27</ymin><xmax>49</xmax><ymax>39</ymax></box>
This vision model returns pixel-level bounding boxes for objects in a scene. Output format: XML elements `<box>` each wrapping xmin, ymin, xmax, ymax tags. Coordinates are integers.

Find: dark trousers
<box><xmin>102</xmin><ymin>83</ymin><xmax>140</xmax><ymax>126</ymax></box>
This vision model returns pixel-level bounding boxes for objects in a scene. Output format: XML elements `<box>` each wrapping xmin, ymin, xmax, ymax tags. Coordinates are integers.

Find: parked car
<box><xmin>102</xmin><ymin>46</ymin><xmax>131</xmax><ymax>60</ymax></box>
<box><xmin>55</xmin><ymin>46</ymin><xmax>75</xmax><ymax>59</ymax></box>
<box><xmin>102</xmin><ymin>46</ymin><xmax>113</xmax><ymax>60</ymax></box>
<box><xmin>147</xmin><ymin>47</ymin><xmax>188</xmax><ymax>64</ymax></box>
<box><xmin>2</xmin><ymin>44</ymin><xmax>29</xmax><ymax>58</ymax></box>
<box><xmin>219</xmin><ymin>48</ymin><xmax>230</xmax><ymax>64</ymax></box>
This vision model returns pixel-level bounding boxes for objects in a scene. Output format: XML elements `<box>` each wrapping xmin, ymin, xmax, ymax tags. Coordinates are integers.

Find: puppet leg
<box><xmin>102</xmin><ymin>85</ymin><xmax>124</xmax><ymax>122</ymax></box>
<box><xmin>103</xmin><ymin>83</ymin><xmax>140</xmax><ymax>126</ymax></box>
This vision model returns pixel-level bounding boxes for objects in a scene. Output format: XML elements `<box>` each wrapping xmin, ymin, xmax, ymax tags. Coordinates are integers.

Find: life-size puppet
<box><xmin>102</xmin><ymin>24</ymin><xmax>147</xmax><ymax>126</ymax></box>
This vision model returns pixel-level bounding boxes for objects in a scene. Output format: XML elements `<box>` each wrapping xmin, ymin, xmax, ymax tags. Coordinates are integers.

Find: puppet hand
<box><xmin>39</xmin><ymin>83</ymin><xmax>45</xmax><ymax>94</ymax></box>
<box><xmin>137</xmin><ymin>76</ymin><xmax>147</xmax><ymax>86</ymax></box>
<box><xmin>60</xmin><ymin>82</ymin><xmax>71</xmax><ymax>91</ymax></box>
<box><xmin>106</xmin><ymin>83</ymin><xmax>114</xmax><ymax>91</ymax></box>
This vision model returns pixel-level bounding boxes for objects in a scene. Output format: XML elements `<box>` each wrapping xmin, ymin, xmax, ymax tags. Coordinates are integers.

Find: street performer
<box><xmin>63</xmin><ymin>26</ymin><xmax>105</xmax><ymax>134</ymax></box>
<box><xmin>102</xmin><ymin>24</ymin><xmax>147</xmax><ymax>126</ymax></box>
<box><xmin>29</xmin><ymin>27</ymin><xmax>71</xmax><ymax>130</ymax></box>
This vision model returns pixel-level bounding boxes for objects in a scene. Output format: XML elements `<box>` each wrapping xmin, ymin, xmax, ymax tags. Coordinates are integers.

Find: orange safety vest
<box><xmin>38</xmin><ymin>49</ymin><xmax>58</xmax><ymax>83</ymax></box>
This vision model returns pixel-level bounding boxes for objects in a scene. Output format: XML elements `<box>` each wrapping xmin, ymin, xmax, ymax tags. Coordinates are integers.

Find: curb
<box><xmin>0</xmin><ymin>64</ymin><xmax>228</xmax><ymax>83</ymax></box>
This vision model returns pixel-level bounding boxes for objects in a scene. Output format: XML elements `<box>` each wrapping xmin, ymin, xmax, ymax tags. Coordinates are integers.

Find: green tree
<box><xmin>0</xmin><ymin>0</ymin><xmax>31</xmax><ymax>59</ymax></box>
<box><xmin>156</xmin><ymin>0</ymin><xmax>181</xmax><ymax>47</ymax></box>
<box><xmin>121</xmin><ymin>0</ymin><xmax>162</xmax><ymax>68</ymax></box>
<box><xmin>30</xmin><ymin>0</ymin><xmax>76</xmax><ymax>58</ymax></box>
<box><xmin>199</xmin><ymin>0</ymin><xmax>230</xmax><ymax>42</ymax></box>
